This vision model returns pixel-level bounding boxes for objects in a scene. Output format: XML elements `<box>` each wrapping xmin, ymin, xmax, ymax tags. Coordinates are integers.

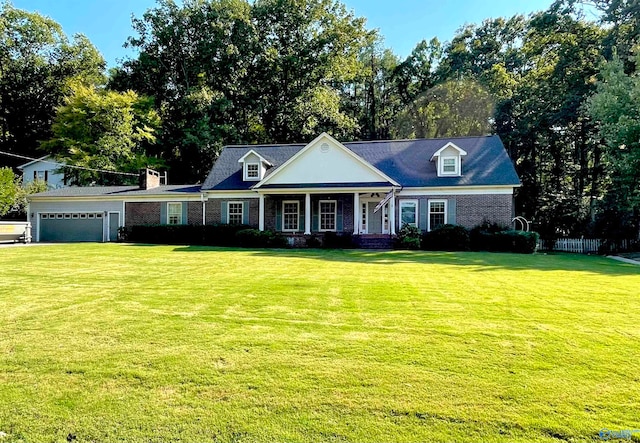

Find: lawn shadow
<box><xmin>169</xmin><ymin>245</ymin><xmax>640</xmax><ymax>276</ymax></box>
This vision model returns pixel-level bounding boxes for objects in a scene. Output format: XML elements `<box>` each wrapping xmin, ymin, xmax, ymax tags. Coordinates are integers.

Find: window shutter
<box><xmin>312</xmin><ymin>204</ymin><xmax>319</xmax><ymax>231</ymax></box>
<box><xmin>221</xmin><ymin>201</ymin><xmax>228</xmax><ymax>224</ymax></box>
<box><xmin>44</xmin><ymin>170</ymin><xmax>49</xmax><ymax>182</ymax></box>
<box><xmin>419</xmin><ymin>201</ymin><xmax>428</xmax><ymax>231</ymax></box>
<box><xmin>33</xmin><ymin>171</ymin><xmax>37</xmax><ymax>180</ymax></box>
<box><xmin>242</xmin><ymin>202</ymin><xmax>249</xmax><ymax>225</ymax></box>
<box><xmin>275</xmin><ymin>201</ymin><xmax>282</xmax><ymax>231</ymax></box>
<box><xmin>447</xmin><ymin>199</ymin><xmax>456</xmax><ymax>225</ymax></box>
<box><xmin>160</xmin><ymin>203</ymin><xmax>167</xmax><ymax>224</ymax></box>
<box><xmin>336</xmin><ymin>200</ymin><xmax>343</xmax><ymax>232</ymax></box>
<box><xmin>182</xmin><ymin>202</ymin><xmax>188</xmax><ymax>225</ymax></box>
<box><xmin>298</xmin><ymin>203</ymin><xmax>304</xmax><ymax>233</ymax></box>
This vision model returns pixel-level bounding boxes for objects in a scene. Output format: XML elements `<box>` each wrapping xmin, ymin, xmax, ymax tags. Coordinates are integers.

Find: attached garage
<box><xmin>39</xmin><ymin>212</ymin><xmax>105</xmax><ymax>242</ymax></box>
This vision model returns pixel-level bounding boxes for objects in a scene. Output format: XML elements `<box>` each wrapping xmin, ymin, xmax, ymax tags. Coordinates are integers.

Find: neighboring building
<box><xmin>18</xmin><ymin>156</ymin><xmax>66</xmax><ymax>189</ymax></box>
<box><xmin>28</xmin><ymin>133</ymin><xmax>521</xmax><ymax>244</ymax></box>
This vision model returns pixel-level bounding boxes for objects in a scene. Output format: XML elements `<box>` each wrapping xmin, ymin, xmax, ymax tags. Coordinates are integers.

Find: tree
<box><xmin>587</xmin><ymin>52</ymin><xmax>640</xmax><ymax>239</ymax></box>
<box><xmin>0</xmin><ymin>3</ymin><xmax>105</xmax><ymax>166</ymax></box>
<box><xmin>393</xmin><ymin>79</ymin><xmax>495</xmax><ymax>139</ymax></box>
<box><xmin>112</xmin><ymin>0</ymin><xmax>372</xmax><ymax>181</ymax></box>
<box><xmin>41</xmin><ymin>82</ymin><xmax>162</xmax><ymax>185</ymax></box>
<box><xmin>0</xmin><ymin>167</ymin><xmax>46</xmax><ymax>216</ymax></box>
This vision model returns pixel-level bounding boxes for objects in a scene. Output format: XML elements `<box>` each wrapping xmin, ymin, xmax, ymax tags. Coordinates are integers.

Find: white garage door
<box><xmin>39</xmin><ymin>213</ymin><xmax>104</xmax><ymax>242</ymax></box>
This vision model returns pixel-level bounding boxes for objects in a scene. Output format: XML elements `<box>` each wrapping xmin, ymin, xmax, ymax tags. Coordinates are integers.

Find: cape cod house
<box><xmin>27</xmin><ymin>133</ymin><xmax>520</xmax><ymax>244</ymax></box>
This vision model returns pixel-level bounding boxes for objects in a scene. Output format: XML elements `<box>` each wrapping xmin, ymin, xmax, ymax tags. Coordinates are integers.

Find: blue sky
<box><xmin>13</xmin><ymin>0</ymin><xmax>587</xmax><ymax>68</ymax></box>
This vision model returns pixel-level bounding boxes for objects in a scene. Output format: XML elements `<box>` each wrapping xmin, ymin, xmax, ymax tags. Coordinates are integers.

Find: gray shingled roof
<box><xmin>201</xmin><ymin>135</ymin><xmax>520</xmax><ymax>191</ymax></box>
<box><xmin>30</xmin><ymin>185</ymin><xmax>201</xmax><ymax>199</ymax></box>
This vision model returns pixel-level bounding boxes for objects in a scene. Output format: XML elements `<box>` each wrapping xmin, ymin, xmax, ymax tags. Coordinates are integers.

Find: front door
<box><xmin>367</xmin><ymin>202</ymin><xmax>382</xmax><ymax>234</ymax></box>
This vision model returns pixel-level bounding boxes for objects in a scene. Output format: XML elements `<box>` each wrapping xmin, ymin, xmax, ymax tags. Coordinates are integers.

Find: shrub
<box><xmin>469</xmin><ymin>222</ymin><xmax>539</xmax><ymax>254</ymax></box>
<box><xmin>322</xmin><ymin>232</ymin><xmax>354</xmax><ymax>248</ymax></box>
<box><xmin>236</xmin><ymin>229</ymin><xmax>288</xmax><ymax>248</ymax></box>
<box><xmin>422</xmin><ymin>224</ymin><xmax>470</xmax><ymax>251</ymax></box>
<box><xmin>396</xmin><ymin>223</ymin><xmax>421</xmax><ymax>249</ymax></box>
<box><xmin>305</xmin><ymin>235</ymin><xmax>322</xmax><ymax>248</ymax></box>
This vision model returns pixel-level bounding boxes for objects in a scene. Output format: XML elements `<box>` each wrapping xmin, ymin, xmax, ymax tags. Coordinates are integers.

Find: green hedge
<box><xmin>470</xmin><ymin>227</ymin><xmax>539</xmax><ymax>254</ymax></box>
<box><xmin>122</xmin><ymin>224</ymin><xmax>287</xmax><ymax>248</ymax></box>
<box><xmin>422</xmin><ymin>224</ymin><xmax>470</xmax><ymax>251</ymax></box>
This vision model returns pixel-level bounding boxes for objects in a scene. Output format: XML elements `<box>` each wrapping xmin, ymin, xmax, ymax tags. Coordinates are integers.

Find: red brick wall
<box><xmin>205</xmin><ymin>198</ymin><xmax>259</xmax><ymax>227</ymax></box>
<box><xmin>125</xmin><ymin>202</ymin><xmax>161</xmax><ymax>226</ymax></box>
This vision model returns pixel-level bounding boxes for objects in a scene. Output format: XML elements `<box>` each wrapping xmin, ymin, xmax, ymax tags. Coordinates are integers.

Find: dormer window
<box><xmin>430</xmin><ymin>142</ymin><xmax>467</xmax><ymax>177</ymax></box>
<box><xmin>238</xmin><ymin>149</ymin><xmax>272</xmax><ymax>182</ymax></box>
<box><xmin>246</xmin><ymin>163</ymin><xmax>259</xmax><ymax>179</ymax></box>
<box><xmin>441</xmin><ymin>157</ymin><xmax>459</xmax><ymax>175</ymax></box>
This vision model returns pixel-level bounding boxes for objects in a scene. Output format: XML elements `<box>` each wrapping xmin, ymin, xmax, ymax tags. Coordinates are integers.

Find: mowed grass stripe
<box><xmin>0</xmin><ymin>244</ymin><xmax>638</xmax><ymax>442</ymax></box>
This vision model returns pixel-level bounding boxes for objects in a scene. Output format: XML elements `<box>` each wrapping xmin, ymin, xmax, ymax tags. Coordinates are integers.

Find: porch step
<box><xmin>355</xmin><ymin>235</ymin><xmax>395</xmax><ymax>250</ymax></box>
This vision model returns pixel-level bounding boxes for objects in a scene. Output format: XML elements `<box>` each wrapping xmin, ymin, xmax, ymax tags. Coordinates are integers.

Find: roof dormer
<box><xmin>238</xmin><ymin>150</ymin><xmax>272</xmax><ymax>181</ymax></box>
<box><xmin>430</xmin><ymin>142</ymin><xmax>467</xmax><ymax>177</ymax></box>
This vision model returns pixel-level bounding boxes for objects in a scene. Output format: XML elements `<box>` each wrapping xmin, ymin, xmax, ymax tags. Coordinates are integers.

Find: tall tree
<box><xmin>0</xmin><ymin>3</ymin><xmax>105</xmax><ymax>166</ymax></box>
<box><xmin>587</xmin><ymin>52</ymin><xmax>640</xmax><ymax>239</ymax></box>
<box><xmin>41</xmin><ymin>82</ymin><xmax>161</xmax><ymax>185</ymax></box>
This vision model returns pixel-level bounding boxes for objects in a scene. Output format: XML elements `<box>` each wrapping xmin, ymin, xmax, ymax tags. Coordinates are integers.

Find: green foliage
<box><xmin>0</xmin><ymin>167</ymin><xmax>47</xmax><ymax>216</ymax></box>
<box><xmin>0</xmin><ymin>168</ymin><xmax>17</xmax><ymax>216</ymax></box>
<box><xmin>0</xmin><ymin>4</ymin><xmax>105</xmax><ymax>166</ymax></box>
<box><xmin>395</xmin><ymin>223</ymin><xmax>421</xmax><ymax>249</ymax></box>
<box><xmin>469</xmin><ymin>222</ymin><xmax>539</xmax><ymax>254</ymax></box>
<box><xmin>422</xmin><ymin>224</ymin><xmax>470</xmax><ymax>251</ymax></box>
<box><xmin>41</xmin><ymin>82</ymin><xmax>162</xmax><ymax>185</ymax></box>
<box><xmin>124</xmin><ymin>224</ymin><xmax>287</xmax><ymax>248</ymax></box>
<box><xmin>587</xmin><ymin>52</ymin><xmax>640</xmax><ymax>238</ymax></box>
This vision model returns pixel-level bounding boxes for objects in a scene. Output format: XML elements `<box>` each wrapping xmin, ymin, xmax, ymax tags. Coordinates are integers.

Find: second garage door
<box><xmin>39</xmin><ymin>213</ymin><xmax>104</xmax><ymax>242</ymax></box>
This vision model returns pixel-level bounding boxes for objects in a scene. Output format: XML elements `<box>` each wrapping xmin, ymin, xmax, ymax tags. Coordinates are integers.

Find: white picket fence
<box><xmin>538</xmin><ymin>238</ymin><xmax>630</xmax><ymax>254</ymax></box>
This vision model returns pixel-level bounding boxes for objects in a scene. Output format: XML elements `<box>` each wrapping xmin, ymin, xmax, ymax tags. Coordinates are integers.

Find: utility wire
<box><xmin>0</xmin><ymin>150</ymin><xmax>138</xmax><ymax>176</ymax></box>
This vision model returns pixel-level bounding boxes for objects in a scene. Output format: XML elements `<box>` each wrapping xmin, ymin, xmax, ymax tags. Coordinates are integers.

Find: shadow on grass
<box><xmin>168</xmin><ymin>245</ymin><xmax>640</xmax><ymax>276</ymax></box>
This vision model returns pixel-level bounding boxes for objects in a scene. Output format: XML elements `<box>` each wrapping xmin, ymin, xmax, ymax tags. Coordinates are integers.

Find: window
<box><xmin>228</xmin><ymin>201</ymin><xmax>244</xmax><ymax>225</ymax></box>
<box><xmin>245</xmin><ymin>163</ymin><xmax>260</xmax><ymax>180</ymax></box>
<box><xmin>399</xmin><ymin>200</ymin><xmax>418</xmax><ymax>227</ymax></box>
<box><xmin>319</xmin><ymin>200</ymin><xmax>336</xmax><ymax>231</ymax></box>
<box><xmin>167</xmin><ymin>202</ymin><xmax>182</xmax><ymax>225</ymax></box>
<box><xmin>428</xmin><ymin>200</ymin><xmax>447</xmax><ymax>231</ymax></box>
<box><xmin>361</xmin><ymin>202</ymin><xmax>367</xmax><ymax>233</ymax></box>
<box><xmin>442</xmin><ymin>157</ymin><xmax>457</xmax><ymax>174</ymax></box>
<box><xmin>282</xmin><ymin>201</ymin><xmax>299</xmax><ymax>231</ymax></box>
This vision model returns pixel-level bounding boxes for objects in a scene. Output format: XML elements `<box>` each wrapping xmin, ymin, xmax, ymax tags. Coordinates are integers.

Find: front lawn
<box><xmin>0</xmin><ymin>244</ymin><xmax>638</xmax><ymax>442</ymax></box>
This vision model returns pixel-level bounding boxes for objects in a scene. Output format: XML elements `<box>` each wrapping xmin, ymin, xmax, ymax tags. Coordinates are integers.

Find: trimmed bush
<box><xmin>322</xmin><ymin>232</ymin><xmax>354</xmax><ymax>249</ymax></box>
<box><xmin>396</xmin><ymin>223</ymin><xmax>421</xmax><ymax>249</ymax></box>
<box><xmin>236</xmin><ymin>229</ymin><xmax>288</xmax><ymax>248</ymax></box>
<box><xmin>422</xmin><ymin>224</ymin><xmax>470</xmax><ymax>251</ymax></box>
<box><xmin>469</xmin><ymin>223</ymin><xmax>539</xmax><ymax>254</ymax></box>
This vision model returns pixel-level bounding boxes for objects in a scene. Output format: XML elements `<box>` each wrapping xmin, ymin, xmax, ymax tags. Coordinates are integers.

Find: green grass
<box><xmin>0</xmin><ymin>244</ymin><xmax>639</xmax><ymax>443</ymax></box>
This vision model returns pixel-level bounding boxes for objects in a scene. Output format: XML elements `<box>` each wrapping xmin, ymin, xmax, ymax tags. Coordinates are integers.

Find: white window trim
<box><xmin>282</xmin><ymin>200</ymin><xmax>299</xmax><ymax>232</ymax></box>
<box><xmin>227</xmin><ymin>201</ymin><xmax>244</xmax><ymax>225</ymax></box>
<box><xmin>399</xmin><ymin>199</ymin><xmax>418</xmax><ymax>228</ymax></box>
<box><xmin>167</xmin><ymin>202</ymin><xmax>183</xmax><ymax>225</ymax></box>
<box><xmin>439</xmin><ymin>156</ymin><xmax>460</xmax><ymax>176</ymax></box>
<box><xmin>427</xmin><ymin>199</ymin><xmax>448</xmax><ymax>232</ymax></box>
<box><xmin>319</xmin><ymin>200</ymin><xmax>337</xmax><ymax>232</ymax></box>
<box><xmin>244</xmin><ymin>162</ymin><xmax>260</xmax><ymax>181</ymax></box>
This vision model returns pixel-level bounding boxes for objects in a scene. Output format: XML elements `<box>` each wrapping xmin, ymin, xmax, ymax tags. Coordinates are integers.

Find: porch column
<box><xmin>389</xmin><ymin>191</ymin><xmax>396</xmax><ymax>235</ymax></box>
<box><xmin>353</xmin><ymin>192</ymin><xmax>360</xmax><ymax>235</ymax></box>
<box><xmin>258</xmin><ymin>194</ymin><xmax>265</xmax><ymax>231</ymax></box>
<box><xmin>304</xmin><ymin>193</ymin><xmax>311</xmax><ymax>234</ymax></box>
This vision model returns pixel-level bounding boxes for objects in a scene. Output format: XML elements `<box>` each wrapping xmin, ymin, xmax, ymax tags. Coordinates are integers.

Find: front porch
<box><xmin>257</xmin><ymin>190</ymin><xmax>397</xmax><ymax>237</ymax></box>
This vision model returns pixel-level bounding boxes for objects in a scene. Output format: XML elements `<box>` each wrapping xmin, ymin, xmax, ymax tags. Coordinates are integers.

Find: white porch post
<box><xmin>304</xmin><ymin>193</ymin><xmax>311</xmax><ymax>234</ymax></box>
<box><xmin>389</xmin><ymin>191</ymin><xmax>396</xmax><ymax>235</ymax></box>
<box><xmin>353</xmin><ymin>192</ymin><xmax>360</xmax><ymax>235</ymax></box>
<box><xmin>258</xmin><ymin>194</ymin><xmax>265</xmax><ymax>231</ymax></box>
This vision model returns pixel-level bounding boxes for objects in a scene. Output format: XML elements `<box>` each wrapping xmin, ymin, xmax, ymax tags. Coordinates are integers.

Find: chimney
<box><xmin>139</xmin><ymin>168</ymin><xmax>161</xmax><ymax>189</ymax></box>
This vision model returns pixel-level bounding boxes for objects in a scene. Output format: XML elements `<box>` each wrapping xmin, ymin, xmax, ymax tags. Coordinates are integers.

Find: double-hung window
<box><xmin>399</xmin><ymin>200</ymin><xmax>418</xmax><ymax>227</ymax></box>
<box><xmin>245</xmin><ymin>163</ymin><xmax>259</xmax><ymax>180</ymax></box>
<box><xmin>319</xmin><ymin>200</ymin><xmax>336</xmax><ymax>231</ymax></box>
<box><xmin>228</xmin><ymin>201</ymin><xmax>244</xmax><ymax>225</ymax></box>
<box><xmin>167</xmin><ymin>202</ymin><xmax>182</xmax><ymax>225</ymax></box>
<box><xmin>282</xmin><ymin>201</ymin><xmax>299</xmax><ymax>232</ymax></box>
<box><xmin>428</xmin><ymin>200</ymin><xmax>447</xmax><ymax>231</ymax></box>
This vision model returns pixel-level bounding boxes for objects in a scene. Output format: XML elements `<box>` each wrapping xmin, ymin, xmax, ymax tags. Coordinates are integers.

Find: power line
<box><xmin>0</xmin><ymin>150</ymin><xmax>138</xmax><ymax>176</ymax></box>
